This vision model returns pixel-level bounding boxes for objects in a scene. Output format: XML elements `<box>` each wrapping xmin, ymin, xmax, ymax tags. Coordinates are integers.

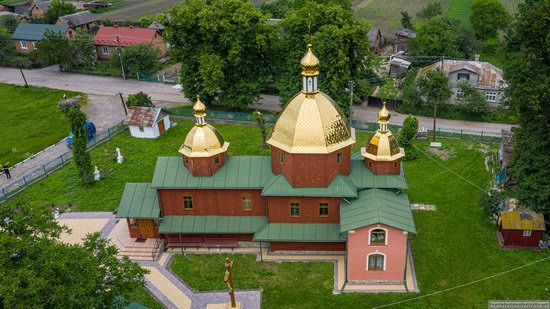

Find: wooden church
<box><xmin>117</xmin><ymin>44</ymin><xmax>417</xmax><ymax>289</ymax></box>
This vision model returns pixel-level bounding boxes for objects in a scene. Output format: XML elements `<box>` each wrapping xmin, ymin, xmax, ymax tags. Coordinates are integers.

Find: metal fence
<box><xmin>0</xmin><ymin>122</ymin><xmax>127</xmax><ymax>203</ymax></box>
<box><xmin>169</xmin><ymin>108</ymin><xmax>502</xmax><ymax>142</ymax></box>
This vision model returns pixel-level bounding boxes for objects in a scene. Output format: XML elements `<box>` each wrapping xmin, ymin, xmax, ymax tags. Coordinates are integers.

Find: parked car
<box><xmin>67</xmin><ymin>122</ymin><xmax>96</xmax><ymax>148</ymax></box>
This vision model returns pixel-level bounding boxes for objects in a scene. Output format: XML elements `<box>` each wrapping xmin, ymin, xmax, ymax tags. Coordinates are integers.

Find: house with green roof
<box><xmin>116</xmin><ymin>45</ymin><xmax>417</xmax><ymax>292</ymax></box>
<box><xmin>12</xmin><ymin>23</ymin><xmax>74</xmax><ymax>54</ymax></box>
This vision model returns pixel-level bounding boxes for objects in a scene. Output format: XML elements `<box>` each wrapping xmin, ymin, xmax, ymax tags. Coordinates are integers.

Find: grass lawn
<box><xmin>0</xmin><ymin>84</ymin><xmax>81</xmax><ymax>166</ymax></box>
<box><xmin>126</xmin><ymin>286</ymin><xmax>164</xmax><ymax>309</ymax></box>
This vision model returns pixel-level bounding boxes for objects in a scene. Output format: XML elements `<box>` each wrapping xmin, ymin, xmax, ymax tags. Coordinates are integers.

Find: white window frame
<box><xmin>20</xmin><ymin>41</ymin><xmax>28</xmax><ymax>49</ymax></box>
<box><xmin>522</xmin><ymin>230</ymin><xmax>532</xmax><ymax>237</ymax></box>
<box><xmin>32</xmin><ymin>41</ymin><xmax>36</xmax><ymax>49</ymax></box>
<box><xmin>368</xmin><ymin>227</ymin><xmax>388</xmax><ymax>246</ymax></box>
<box><xmin>457</xmin><ymin>73</ymin><xmax>470</xmax><ymax>81</ymax></box>
<box><xmin>367</xmin><ymin>252</ymin><xmax>386</xmax><ymax>271</ymax></box>
<box><xmin>485</xmin><ymin>91</ymin><xmax>497</xmax><ymax>102</ymax></box>
<box><xmin>101</xmin><ymin>46</ymin><xmax>109</xmax><ymax>55</ymax></box>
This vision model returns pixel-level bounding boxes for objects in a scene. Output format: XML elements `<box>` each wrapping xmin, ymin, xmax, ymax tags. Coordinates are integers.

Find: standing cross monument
<box><xmin>224</xmin><ymin>257</ymin><xmax>238</xmax><ymax>308</ymax></box>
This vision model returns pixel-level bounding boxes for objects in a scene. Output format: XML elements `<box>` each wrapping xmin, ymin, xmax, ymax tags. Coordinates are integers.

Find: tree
<box><xmin>33</xmin><ymin>31</ymin><xmax>95</xmax><ymax>69</ymax></box>
<box><xmin>0</xmin><ymin>27</ymin><xmax>16</xmax><ymax>65</ymax></box>
<box><xmin>0</xmin><ymin>204</ymin><xmax>148</xmax><ymax>308</ymax></box>
<box><xmin>416</xmin><ymin>70</ymin><xmax>452</xmax><ymax>140</ymax></box>
<box><xmin>164</xmin><ymin>0</ymin><xmax>274</xmax><ymax>110</ymax></box>
<box><xmin>408</xmin><ymin>17</ymin><xmax>460</xmax><ymax>57</ymax></box>
<box><xmin>0</xmin><ymin>15</ymin><xmax>19</xmax><ymax>33</ymax></box>
<box><xmin>276</xmin><ymin>1</ymin><xmax>372</xmax><ymax>116</ymax></box>
<box><xmin>416</xmin><ymin>1</ymin><xmax>443</xmax><ymax>20</ymax></box>
<box><xmin>470</xmin><ymin>0</ymin><xmax>508</xmax><ymax>40</ymax></box>
<box><xmin>113</xmin><ymin>44</ymin><xmax>160</xmax><ymax>76</ymax></box>
<box><xmin>457</xmin><ymin>82</ymin><xmax>488</xmax><ymax>116</ymax></box>
<box><xmin>398</xmin><ymin>115</ymin><xmax>419</xmax><ymax>160</ymax></box>
<box><xmin>127</xmin><ymin>91</ymin><xmax>154</xmax><ymax>107</ymax></box>
<box><xmin>454</xmin><ymin>24</ymin><xmax>482</xmax><ymax>59</ymax></box>
<box><xmin>44</xmin><ymin>0</ymin><xmax>77</xmax><ymax>24</ymax></box>
<box><xmin>504</xmin><ymin>0</ymin><xmax>550</xmax><ymax>215</ymax></box>
<box><xmin>59</xmin><ymin>100</ymin><xmax>93</xmax><ymax>184</ymax></box>
<box><xmin>400</xmin><ymin>11</ymin><xmax>413</xmax><ymax>30</ymax></box>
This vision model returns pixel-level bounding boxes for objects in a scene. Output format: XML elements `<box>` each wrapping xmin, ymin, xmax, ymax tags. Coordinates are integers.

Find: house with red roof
<box><xmin>92</xmin><ymin>26</ymin><xmax>168</xmax><ymax>61</ymax></box>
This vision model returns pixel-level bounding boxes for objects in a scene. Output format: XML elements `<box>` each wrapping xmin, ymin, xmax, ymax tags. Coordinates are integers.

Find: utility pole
<box><xmin>19</xmin><ymin>68</ymin><xmax>28</xmax><ymax>87</ymax></box>
<box><xmin>115</xmin><ymin>35</ymin><xmax>126</xmax><ymax>80</ymax></box>
<box><xmin>433</xmin><ymin>56</ymin><xmax>444</xmax><ymax>141</ymax></box>
<box><xmin>348</xmin><ymin>80</ymin><xmax>354</xmax><ymax>126</ymax></box>
<box><xmin>118</xmin><ymin>92</ymin><xmax>128</xmax><ymax>115</ymax></box>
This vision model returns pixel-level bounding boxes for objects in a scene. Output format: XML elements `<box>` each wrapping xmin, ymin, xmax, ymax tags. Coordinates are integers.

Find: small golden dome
<box><xmin>179</xmin><ymin>124</ymin><xmax>229</xmax><ymax>158</ymax></box>
<box><xmin>300</xmin><ymin>44</ymin><xmax>320</xmax><ymax>76</ymax></box>
<box><xmin>193</xmin><ymin>95</ymin><xmax>206</xmax><ymax>117</ymax></box>
<box><xmin>378</xmin><ymin>102</ymin><xmax>390</xmax><ymax>122</ymax></box>
<box><xmin>267</xmin><ymin>92</ymin><xmax>355</xmax><ymax>154</ymax></box>
<box><xmin>362</xmin><ymin>131</ymin><xmax>404</xmax><ymax>161</ymax></box>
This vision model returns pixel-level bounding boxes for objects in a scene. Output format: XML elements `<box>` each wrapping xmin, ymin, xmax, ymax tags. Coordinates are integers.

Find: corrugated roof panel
<box><xmin>116</xmin><ymin>183</ymin><xmax>160</xmax><ymax>219</ymax></box>
<box><xmin>253</xmin><ymin>223</ymin><xmax>346</xmax><ymax>242</ymax></box>
<box><xmin>159</xmin><ymin>216</ymin><xmax>267</xmax><ymax>234</ymax></box>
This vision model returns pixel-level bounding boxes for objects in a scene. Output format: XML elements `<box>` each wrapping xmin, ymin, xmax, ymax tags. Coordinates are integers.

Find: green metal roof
<box><xmin>253</xmin><ymin>223</ymin><xmax>347</xmax><ymax>242</ymax></box>
<box><xmin>262</xmin><ymin>175</ymin><xmax>357</xmax><ymax>197</ymax></box>
<box><xmin>12</xmin><ymin>23</ymin><xmax>69</xmax><ymax>41</ymax></box>
<box><xmin>159</xmin><ymin>216</ymin><xmax>267</xmax><ymax>234</ymax></box>
<box><xmin>340</xmin><ymin>189</ymin><xmax>416</xmax><ymax>233</ymax></box>
<box><xmin>116</xmin><ymin>183</ymin><xmax>160</xmax><ymax>219</ymax></box>
<box><xmin>151</xmin><ymin>156</ymin><xmax>274</xmax><ymax>188</ymax></box>
<box><xmin>349</xmin><ymin>160</ymin><xmax>408</xmax><ymax>189</ymax></box>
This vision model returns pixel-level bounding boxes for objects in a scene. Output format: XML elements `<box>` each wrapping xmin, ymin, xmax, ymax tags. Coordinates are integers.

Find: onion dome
<box><xmin>267</xmin><ymin>44</ymin><xmax>355</xmax><ymax>154</ymax></box>
<box><xmin>362</xmin><ymin>103</ymin><xmax>404</xmax><ymax>161</ymax></box>
<box><xmin>300</xmin><ymin>43</ymin><xmax>319</xmax><ymax>76</ymax></box>
<box><xmin>179</xmin><ymin>96</ymin><xmax>229</xmax><ymax>157</ymax></box>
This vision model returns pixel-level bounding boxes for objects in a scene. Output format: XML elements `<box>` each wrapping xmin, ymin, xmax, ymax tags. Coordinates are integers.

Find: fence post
<box><xmin>42</xmin><ymin>165</ymin><xmax>47</xmax><ymax>175</ymax></box>
<box><xmin>460</xmin><ymin>129</ymin><xmax>463</xmax><ymax>139</ymax></box>
<box><xmin>108</xmin><ymin>128</ymin><xmax>111</xmax><ymax>137</ymax></box>
<box><xmin>60</xmin><ymin>155</ymin><xmax>64</xmax><ymax>164</ymax></box>
<box><xmin>23</xmin><ymin>176</ymin><xmax>27</xmax><ymax>185</ymax></box>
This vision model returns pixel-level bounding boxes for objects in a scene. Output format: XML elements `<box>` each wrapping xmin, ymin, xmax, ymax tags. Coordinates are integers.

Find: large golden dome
<box><xmin>267</xmin><ymin>92</ymin><xmax>355</xmax><ymax>154</ymax></box>
<box><xmin>179</xmin><ymin>96</ymin><xmax>229</xmax><ymax>157</ymax></box>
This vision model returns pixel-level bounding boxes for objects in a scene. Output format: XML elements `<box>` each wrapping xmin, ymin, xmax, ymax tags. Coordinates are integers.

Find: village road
<box><xmin>0</xmin><ymin>66</ymin><xmax>513</xmax><ymax>134</ymax></box>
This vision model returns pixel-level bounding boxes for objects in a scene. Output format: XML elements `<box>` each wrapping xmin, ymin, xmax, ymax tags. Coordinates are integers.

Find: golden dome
<box><xmin>267</xmin><ymin>92</ymin><xmax>356</xmax><ymax>154</ymax></box>
<box><xmin>300</xmin><ymin>44</ymin><xmax>319</xmax><ymax>76</ymax></box>
<box><xmin>179</xmin><ymin>125</ymin><xmax>229</xmax><ymax>157</ymax></box>
<box><xmin>378</xmin><ymin>102</ymin><xmax>390</xmax><ymax>122</ymax></box>
<box><xmin>361</xmin><ymin>131</ymin><xmax>404</xmax><ymax>161</ymax></box>
<box><xmin>180</xmin><ymin>96</ymin><xmax>229</xmax><ymax>157</ymax></box>
<box><xmin>193</xmin><ymin>95</ymin><xmax>207</xmax><ymax>118</ymax></box>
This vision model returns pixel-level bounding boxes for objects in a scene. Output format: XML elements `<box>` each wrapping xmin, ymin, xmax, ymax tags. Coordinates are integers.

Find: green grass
<box><xmin>0</xmin><ymin>84</ymin><xmax>81</xmax><ymax>166</ymax></box>
<box><xmin>445</xmin><ymin>0</ymin><xmax>472</xmax><ymax>25</ymax></box>
<box><xmin>126</xmin><ymin>286</ymin><xmax>163</xmax><ymax>309</ymax></box>
<box><xmin>169</xmin><ymin>139</ymin><xmax>550</xmax><ymax>308</ymax></box>
<box><xmin>7</xmin><ymin>120</ymin><xmax>370</xmax><ymax>211</ymax></box>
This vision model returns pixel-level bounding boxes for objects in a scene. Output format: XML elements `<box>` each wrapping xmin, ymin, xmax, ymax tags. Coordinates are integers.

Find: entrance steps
<box><xmin>107</xmin><ymin>220</ymin><xmax>164</xmax><ymax>261</ymax></box>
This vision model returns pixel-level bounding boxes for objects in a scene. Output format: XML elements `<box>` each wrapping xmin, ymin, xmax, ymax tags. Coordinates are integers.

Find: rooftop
<box><xmin>254</xmin><ymin>223</ymin><xmax>346</xmax><ymax>242</ymax></box>
<box><xmin>159</xmin><ymin>216</ymin><xmax>267</xmax><ymax>234</ymax></box>
<box><xmin>124</xmin><ymin>106</ymin><xmax>165</xmax><ymax>127</ymax></box>
<box><xmin>12</xmin><ymin>23</ymin><xmax>69</xmax><ymax>41</ymax></box>
<box><xmin>418</xmin><ymin>59</ymin><xmax>505</xmax><ymax>88</ymax></box>
<box><xmin>501</xmin><ymin>208</ymin><xmax>546</xmax><ymax>231</ymax></box>
<box><xmin>58</xmin><ymin>10</ymin><xmax>96</xmax><ymax>27</ymax></box>
<box><xmin>93</xmin><ymin>26</ymin><xmax>159</xmax><ymax>47</ymax></box>
<box><xmin>116</xmin><ymin>183</ymin><xmax>160</xmax><ymax>219</ymax></box>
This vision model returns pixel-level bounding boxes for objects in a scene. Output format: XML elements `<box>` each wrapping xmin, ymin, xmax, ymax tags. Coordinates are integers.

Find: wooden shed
<box><xmin>499</xmin><ymin>208</ymin><xmax>546</xmax><ymax>248</ymax></box>
<box><xmin>124</xmin><ymin>106</ymin><xmax>171</xmax><ymax>139</ymax></box>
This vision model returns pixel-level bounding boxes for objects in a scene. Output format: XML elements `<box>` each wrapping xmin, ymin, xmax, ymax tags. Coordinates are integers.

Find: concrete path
<box><xmin>0</xmin><ymin>66</ymin><xmax>512</xmax><ymax>134</ymax></box>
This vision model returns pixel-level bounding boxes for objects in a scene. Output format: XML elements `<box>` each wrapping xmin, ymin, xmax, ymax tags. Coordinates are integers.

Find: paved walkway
<box><xmin>0</xmin><ymin>66</ymin><xmax>513</xmax><ymax>134</ymax></box>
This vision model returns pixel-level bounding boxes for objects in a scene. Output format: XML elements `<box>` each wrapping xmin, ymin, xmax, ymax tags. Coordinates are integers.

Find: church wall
<box><xmin>182</xmin><ymin>152</ymin><xmax>226</xmax><ymax>176</ymax></box>
<box><xmin>159</xmin><ymin>188</ymin><xmax>265</xmax><ymax>216</ymax></box>
<box><xmin>164</xmin><ymin>233</ymin><xmax>253</xmax><ymax>245</ymax></box>
<box><xmin>266</xmin><ymin>196</ymin><xmax>341</xmax><ymax>223</ymax></box>
<box><xmin>347</xmin><ymin>224</ymin><xmax>408</xmax><ymax>281</ymax></box>
<box><xmin>365</xmin><ymin>158</ymin><xmax>401</xmax><ymax>175</ymax></box>
<box><xmin>271</xmin><ymin>242</ymin><xmax>346</xmax><ymax>251</ymax></box>
<box><xmin>271</xmin><ymin>146</ymin><xmax>351</xmax><ymax>188</ymax></box>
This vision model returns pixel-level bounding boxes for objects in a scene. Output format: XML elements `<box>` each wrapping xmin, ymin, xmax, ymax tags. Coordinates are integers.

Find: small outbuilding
<box><xmin>124</xmin><ymin>106</ymin><xmax>171</xmax><ymax>139</ymax></box>
<box><xmin>498</xmin><ymin>208</ymin><xmax>546</xmax><ymax>248</ymax></box>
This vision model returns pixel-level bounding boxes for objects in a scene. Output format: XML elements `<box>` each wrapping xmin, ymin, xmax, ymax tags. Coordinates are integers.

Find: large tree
<box><xmin>416</xmin><ymin>70</ymin><xmax>452</xmax><ymax>140</ymax></box>
<box><xmin>113</xmin><ymin>44</ymin><xmax>160</xmax><ymax>76</ymax></box>
<box><xmin>33</xmin><ymin>31</ymin><xmax>95</xmax><ymax>69</ymax></box>
<box><xmin>416</xmin><ymin>1</ymin><xmax>443</xmax><ymax>20</ymax></box>
<box><xmin>0</xmin><ymin>15</ymin><xmax>19</xmax><ymax>33</ymax></box>
<box><xmin>164</xmin><ymin>0</ymin><xmax>274</xmax><ymax>110</ymax></box>
<box><xmin>0</xmin><ymin>204</ymin><xmax>148</xmax><ymax>307</ymax></box>
<box><xmin>408</xmin><ymin>17</ymin><xmax>460</xmax><ymax>58</ymax></box>
<box><xmin>0</xmin><ymin>27</ymin><xmax>15</xmax><ymax>65</ymax></box>
<box><xmin>504</xmin><ymin>0</ymin><xmax>550</xmax><ymax>215</ymax></box>
<box><xmin>470</xmin><ymin>0</ymin><xmax>508</xmax><ymax>40</ymax></box>
<box><xmin>44</xmin><ymin>0</ymin><xmax>77</xmax><ymax>24</ymax></box>
<box><xmin>276</xmin><ymin>0</ymin><xmax>372</xmax><ymax>116</ymax></box>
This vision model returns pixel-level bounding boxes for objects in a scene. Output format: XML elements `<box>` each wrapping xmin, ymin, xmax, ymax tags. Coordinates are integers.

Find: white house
<box><xmin>124</xmin><ymin>106</ymin><xmax>171</xmax><ymax>138</ymax></box>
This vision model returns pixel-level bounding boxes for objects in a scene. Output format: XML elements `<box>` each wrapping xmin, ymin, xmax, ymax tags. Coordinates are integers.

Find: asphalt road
<box><xmin>0</xmin><ymin>66</ymin><xmax>513</xmax><ymax>134</ymax></box>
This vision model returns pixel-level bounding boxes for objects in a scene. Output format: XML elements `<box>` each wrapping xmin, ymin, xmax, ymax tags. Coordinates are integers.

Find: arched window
<box><xmin>369</xmin><ymin>228</ymin><xmax>387</xmax><ymax>245</ymax></box>
<box><xmin>242</xmin><ymin>195</ymin><xmax>252</xmax><ymax>211</ymax></box>
<box><xmin>367</xmin><ymin>253</ymin><xmax>385</xmax><ymax>271</ymax></box>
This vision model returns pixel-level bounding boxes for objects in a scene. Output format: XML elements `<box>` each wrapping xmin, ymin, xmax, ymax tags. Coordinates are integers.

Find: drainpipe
<box><xmin>403</xmin><ymin>237</ymin><xmax>410</xmax><ymax>292</ymax></box>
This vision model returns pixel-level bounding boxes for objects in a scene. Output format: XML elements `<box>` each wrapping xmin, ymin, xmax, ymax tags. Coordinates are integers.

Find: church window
<box><xmin>367</xmin><ymin>253</ymin><xmax>385</xmax><ymax>271</ymax></box>
<box><xmin>370</xmin><ymin>229</ymin><xmax>387</xmax><ymax>245</ymax></box>
<box><xmin>214</xmin><ymin>156</ymin><xmax>220</xmax><ymax>164</ymax></box>
<box><xmin>183</xmin><ymin>196</ymin><xmax>193</xmax><ymax>209</ymax></box>
<box><xmin>337</xmin><ymin>152</ymin><xmax>342</xmax><ymax>164</ymax></box>
<box><xmin>319</xmin><ymin>202</ymin><xmax>329</xmax><ymax>216</ymax></box>
<box><xmin>242</xmin><ymin>195</ymin><xmax>252</xmax><ymax>211</ymax></box>
<box><xmin>278</xmin><ymin>152</ymin><xmax>285</xmax><ymax>163</ymax></box>
<box><xmin>290</xmin><ymin>202</ymin><xmax>300</xmax><ymax>217</ymax></box>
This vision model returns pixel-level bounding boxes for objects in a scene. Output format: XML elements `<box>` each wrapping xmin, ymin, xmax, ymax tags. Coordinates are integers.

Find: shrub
<box><xmin>399</xmin><ymin>115</ymin><xmax>419</xmax><ymax>160</ymax></box>
<box><xmin>126</xmin><ymin>92</ymin><xmax>153</xmax><ymax>107</ymax></box>
<box><xmin>478</xmin><ymin>189</ymin><xmax>502</xmax><ymax>218</ymax></box>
